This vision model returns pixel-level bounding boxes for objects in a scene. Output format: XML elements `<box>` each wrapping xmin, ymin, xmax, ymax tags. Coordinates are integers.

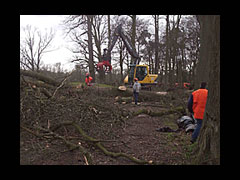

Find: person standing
<box><xmin>85</xmin><ymin>73</ymin><xmax>93</xmax><ymax>86</ymax></box>
<box><xmin>188</xmin><ymin>82</ymin><xmax>208</xmax><ymax>143</ymax></box>
<box><xmin>133</xmin><ymin>78</ymin><xmax>141</xmax><ymax>105</ymax></box>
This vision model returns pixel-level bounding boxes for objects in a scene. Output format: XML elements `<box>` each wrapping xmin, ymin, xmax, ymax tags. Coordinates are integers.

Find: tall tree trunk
<box><xmin>131</xmin><ymin>15</ymin><xmax>136</xmax><ymax>64</ymax></box>
<box><xmin>173</xmin><ymin>15</ymin><xmax>181</xmax><ymax>85</ymax></box>
<box><xmin>107</xmin><ymin>15</ymin><xmax>111</xmax><ymax>49</ymax></box>
<box><xmin>196</xmin><ymin>15</ymin><xmax>220</xmax><ymax>165</ymax></box>
<box><xmin>165</xmin><ymin>15</ymin><xmax>169</xmax><ymax>85</ymax></box>
<box><xmin>194</xmin><ymin>15</ymin><xmax>210</xmax><ymax>89</ymax></box>
<box><xmin>108</xmin><ymin>15</ymin><xmax>112</xmax><ymax>83</ymax></box>
<box><xmin>87</xmin><ymin>15</ymin><xmax>95</xmax><ymax>82</ymax></box>
<box><xmin>119</xmin><ymin>42</ymin><xmax>124</xmax><ymax>81</ymax></box>
<box><xmin>154</xmin><ymin>15</ymin><xmax>159</xmax><ymax>74</ymax></box>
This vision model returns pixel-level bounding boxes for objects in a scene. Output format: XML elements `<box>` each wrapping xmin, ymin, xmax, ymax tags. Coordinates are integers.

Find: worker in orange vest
<box><xmin>188</xmin><ymin>82</ymin><xmax>208</xmax><ymax>143</ymax></box>
<box><xmin>85</xmin><ymin>73</ymin><xmax>93</xmax><ymax>86</ymax></box>
<box><xmin>184</xmin><ymin>82</ymin><xmax>190</xmax><ymax>89</ymax></box>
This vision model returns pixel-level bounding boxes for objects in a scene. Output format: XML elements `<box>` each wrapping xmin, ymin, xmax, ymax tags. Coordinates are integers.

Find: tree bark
<box><xmin>87</xmin><ymin>15</ymin><xmax>95</xmax><ymax>82</ymax></box>
<box><xmin>154</xmin><ymin>15</ymin><xmax>159</xmax><ymax>74</ymax></box>
<box><xmin>130</xmin><ymin>15</ymin><xmax>137</xmax><ymax>64</ymax></box>
<box><xmin>196</xmin><ymin>15</ymin><xmax>220</xmax><ymax>165</ymax></box>
<box><xmin>108</xmin><ymin>15</ymin><xmax>113</xmax><ymax>83</ymax></box>
<box><xmin>195</xmin><ymin>15</ymin><xmax>210</xmax><ymax>89</ymax></box>
<box><xmin>165</xmin><ymin>15</ymin><xmax>170</xmax><ymax>85</ymax></box>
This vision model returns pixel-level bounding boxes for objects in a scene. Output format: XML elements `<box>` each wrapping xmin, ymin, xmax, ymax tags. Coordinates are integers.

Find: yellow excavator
<box><xmin>123</xmin><ymin>65</ymin><xmax>158</xmax><ymax>86</ymax></box>
<box><xmin>97</xmin><ymin>24</ymin><xmax>158</xmax><ymax>86</ymax></box>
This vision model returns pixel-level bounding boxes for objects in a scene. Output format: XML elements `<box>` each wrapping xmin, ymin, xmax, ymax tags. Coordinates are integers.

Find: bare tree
<box><xmin>64</xmin><ymin>15</ymin><xmax>109</xmax><ymax>82</ymax></box>
<box><xmin>20</xmin><ymin>25</ymin><xmax>55</xmax><ymax>72</ymax></box>
<box><xmin>153</xmin><ymin>15</ymin><xmax>160</xmax><ymax>74</ymax></box>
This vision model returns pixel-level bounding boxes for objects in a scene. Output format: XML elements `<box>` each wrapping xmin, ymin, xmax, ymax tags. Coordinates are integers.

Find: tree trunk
<box><xmin>119</xmin><ymin>41</ymin><xmax>124</xmax><ymax>81</ymax></box>
<box><xmin>87</xmin><ymin>15</ymin><xmax>95</xmax><ymax>82</ymax></box>
<box><xmin>194</xmin><ymin>15</ymin><xmax>210</xmax><ymax>89</ymax></box>
<box><xmin>131</xmin><ymin>15</ymin><xmax>137</xmax><ymax>64</ymax></box>
<box><xmin>196</xmin><ymin>15</ymin><xmax>220</xmax><ymax>165</ymax></box>
<box><xmin>165</xmin><ymin>15</ymin><xmax>169</xmax><ymax>85</ymax></box>
<box><xmin>108</xmin><ymin>15</ymin><xmax>112</xmax><ymax>83</ymax></box>
<box><xmin>154</xmin><ymin>15</ymin><xmax>159</xmax><ymax>74</ymax></box>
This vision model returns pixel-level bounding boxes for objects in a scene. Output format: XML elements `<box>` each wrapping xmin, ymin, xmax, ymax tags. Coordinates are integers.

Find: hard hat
<box><xmin>134</xmin><ymin>78</ymin><xmax>138</xmax><ymax>81</ymax></box>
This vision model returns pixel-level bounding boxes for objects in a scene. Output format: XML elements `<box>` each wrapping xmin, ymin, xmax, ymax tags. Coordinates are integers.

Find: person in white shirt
<box><xmin>133</xmin><ymin>78</ymin><xmax>141</xmax><ymax>105</ymax></box>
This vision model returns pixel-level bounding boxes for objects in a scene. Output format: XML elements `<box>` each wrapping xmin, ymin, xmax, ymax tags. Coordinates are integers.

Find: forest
<box><xmin>20</xmin><ymin>15</ymin><xmax>220</xmax><ymax>165</ymax></box>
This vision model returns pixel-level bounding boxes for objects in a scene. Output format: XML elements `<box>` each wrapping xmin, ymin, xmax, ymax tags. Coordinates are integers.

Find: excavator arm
<box><xmin>97</xmin><ymin>24</ymin><xmax>141</xmax><ymax>73</ymax></box>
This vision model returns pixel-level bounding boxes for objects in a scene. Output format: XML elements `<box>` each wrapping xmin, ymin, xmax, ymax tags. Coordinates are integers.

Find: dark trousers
<box><xmin>191</xmin><ymin>119</ymin><xmax>202</xmax><ymax>142</ymax></box>
<box><xmin>133</xmin><ymin>91</ymin><xmax>139</xmax><ymax>105</ymax></box>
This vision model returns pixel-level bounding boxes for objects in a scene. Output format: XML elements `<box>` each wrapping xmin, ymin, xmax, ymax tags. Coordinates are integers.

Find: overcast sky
<box><xmin>20</xmin><ymin>15</ymin><xmax>75</xmax><ymax>71</ymax></box>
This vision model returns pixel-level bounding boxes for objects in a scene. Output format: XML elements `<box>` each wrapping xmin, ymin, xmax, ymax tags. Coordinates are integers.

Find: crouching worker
<box><xmin>85</xmin><ymin>73</ymin><xmax>93</xmax><ymax>86</ymax></box>
<box><xmin>188</xmin><ymin>82</ymin><xmax>208</xmax><ymax>143</ymax></box>
<box><xmin>133</xmin><ymin>78</ymin><xmax>141</xmax><ymax>105</ymax></box>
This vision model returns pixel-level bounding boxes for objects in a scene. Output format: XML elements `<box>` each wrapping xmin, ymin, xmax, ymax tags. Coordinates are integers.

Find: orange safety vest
<box><xmin>192</xmin><ymin>89</ymin><xmax>208</xmax><ymax>120</ymax></box>
<box><xmin>184</xmin><ymin>83</ymin><xmax>190</xmax><ymax>89</ymax></box>
<box><xmin>85</xmin><ymin>76</ymin><xmax>93</xmax><ymax>85</ymax></box>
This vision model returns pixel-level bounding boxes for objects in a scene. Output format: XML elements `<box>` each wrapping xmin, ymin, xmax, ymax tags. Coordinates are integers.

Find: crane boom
<box><xmin>97</xmin><ymin>24</ymin><xmax>141</xmax><ymax>72</ymax></box>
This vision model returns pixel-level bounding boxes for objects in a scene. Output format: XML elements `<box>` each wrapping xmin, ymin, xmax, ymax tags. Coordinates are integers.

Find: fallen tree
<box><xmin>20</xmin><ymin>69</ymin><xmax>60</xmax><ymax>86</ymax></box>
<box><xmin>20</xmin><ymin>70</ymin><xmax>73</xmax><ymax>99</ymax></box>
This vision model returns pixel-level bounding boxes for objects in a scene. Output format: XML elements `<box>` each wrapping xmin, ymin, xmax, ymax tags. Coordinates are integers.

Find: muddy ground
<box><xmin>20</xmin><ymin>82</ymin><xmax>197</xmax><ymax>165</ymax></box>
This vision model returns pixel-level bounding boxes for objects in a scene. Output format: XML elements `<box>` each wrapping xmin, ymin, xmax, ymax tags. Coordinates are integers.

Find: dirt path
<box><xmin>90</xmin><ymin>104</ymin><xmax>193</xmax><ymax>165</ymax></box>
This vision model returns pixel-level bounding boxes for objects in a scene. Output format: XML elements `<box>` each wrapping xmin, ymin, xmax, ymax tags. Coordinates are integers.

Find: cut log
<box><xmin>118</xmin><ymin>86</ymin><xmax>127</xmax><ymax>91</ymax></box>
<box><xmin>156</xmin><ymin>91</ymin><xmax>168</xmax><ymax>95</ymax></box>
<box><xmin>115</xmin><ymin>96</ymin><xmax>132</xmax><ymax>103</ymax></box>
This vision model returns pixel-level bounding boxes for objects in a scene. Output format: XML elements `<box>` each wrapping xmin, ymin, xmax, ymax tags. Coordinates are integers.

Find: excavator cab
<box><xmin>124</xmin><ymin>65</ymin><xmax>158</xmax><ymax>86</ymax></box>
<box><xmin>135</xmin><ymin>65</ymin><xmax>148</xmax><ymax>81</ymax></box>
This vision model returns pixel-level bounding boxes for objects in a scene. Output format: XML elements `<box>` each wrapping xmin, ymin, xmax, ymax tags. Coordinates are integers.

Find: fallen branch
<box><xmin>21</xmin><ymin>124</ymin><xmax>92</xmax><ymax>164</ymax></box>
<box><xmin>51</xmin><ymin>71</ymin><xmax>73</xmax><ymax>98</ymax></box>
<box><xmin>51</xmin><ymin>121</ymin><xmax>153</xmax><ymax>164</ymax></box>
<box><xmin>21</xmin><ymin>120</ymin><xmax>153</xmax><ymax>165</ymax></box>
<box><xmin>70</xmin><ymin>121</ymin><xmax>153</xmax><ymax>165</ymax></box>
<box><xmin>40</xmin><ymin>88</ymin><xmax>53</xmax><ymax>98</ymax></box>
<box><xmin>95</xmin><ymin>141</ymin><xmax>151</xmax><ymax>164</ymax></box>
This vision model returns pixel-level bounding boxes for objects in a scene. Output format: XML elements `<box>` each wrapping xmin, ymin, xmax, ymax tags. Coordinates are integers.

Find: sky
<box><xmin>20</xmin><ymin>15</ymin><xmax>75</xmax><ymax>71</ymax></box>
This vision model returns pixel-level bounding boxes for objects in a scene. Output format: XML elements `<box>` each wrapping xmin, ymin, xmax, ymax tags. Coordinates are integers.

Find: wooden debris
<box><xmin>156</xmin><ymin>91</ymin><xmax>168</xmax><ymax>95</ymax></box>
<box><xmin>118</xmin><ymin>86</ymin><xmax>127</xmax><ymax>91</ymax></box>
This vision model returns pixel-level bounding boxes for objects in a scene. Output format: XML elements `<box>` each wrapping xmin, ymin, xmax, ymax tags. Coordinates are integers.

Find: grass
<box><xmin>70</xmin><ymin>82</ymin><xmax>81</xmax><ymax>85</ymax></box>
<box><xmin>184</xmin><ymin>142</ymin><xmax>198</xmax><ymax>164</ymax></box>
